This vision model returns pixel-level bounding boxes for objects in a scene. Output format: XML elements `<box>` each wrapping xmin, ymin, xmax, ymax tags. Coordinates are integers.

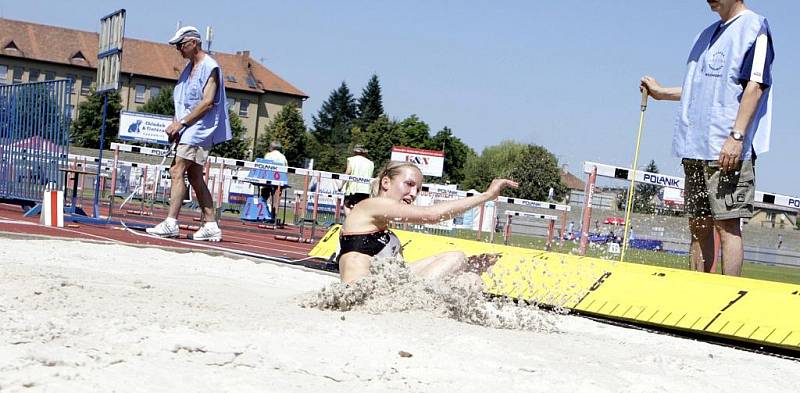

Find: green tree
<box><xmin>351</xmin><ymin>115</ymin><xmax>403</xmax><ymax>170</ymax></box>
<box><xmin>506</xmin><ymin>144</ymin><xmax>566</xmax><ymax>201</ymax></box>
<box><xmin>395</xmin><ymin>114</ymin><xmax>430</xmax><ymax>148</ymax></box>
<box><xmin>462</xmin><ymin>141</ymin><xmax>528</xmax><ymax>191</ymax></box>
<box><xmin>70</xmin><ymin>89</ymin><xmax>122</xmax><ymax>148</ymax></box>
<box><xmin>617</xmin><ymin>159</ymin><xmax>661</xmax><ymax>214</ymax></box>
<box><xmin>354</xmin><ymin>74</ymin><xmax>384</xmax><ymax>130</ymax></box>
<box><xmin>311</xmin><ymin>81</ymin><xmax>357</xmax><ymax>145</ymax></box>
<box><xmin>209</xmin><ymin>111</ymin><xmax>250</xmax><ymax>159</ymax></box>
<box><xmin>138</xmin><ymin>86</ymin><xmax>174</xmax><ymax>116</ymax></box>
<box><xmin>425</xmin><ymin>126</ymin><xmax>474</xmax><ymax>185</ymax></box>
<box><xmin>305</xmin><ymin>133</ymin><xmax>342</xmax><ymax>172</ymax></box>
<box><xmin>256</xmin><ymin>102</ymin><xmax>307</xmax><ymax>166</ymax></box>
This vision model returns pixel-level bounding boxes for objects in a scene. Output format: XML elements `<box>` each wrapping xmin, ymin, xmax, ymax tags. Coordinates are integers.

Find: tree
<box><xmin>256</xmin><ymin>102</ymin><xmax>307</xmax><ymax>166</ymax></box>
<box><xmin>209</xmin><ymin>111</ymin><xmax>250</xmax><ymax>159</ymax></box>
<box><xmin>395</xmin><ymin>114</ymin><xmax>430</xmax><ymax>148</ymax></box>
<box><xmin>426</xmin><ymin>126</ymin><xmax>474</xmax><ymax>185</ymax></box>
<box><xmin>462</xmin><ymin>141</ymin><xmax>528</xmax><ymax>191</ymax></box>
<box><xmin>351</xmin><ymin>115</ymin><xmax>403</xmax><ymax>170</ymax></box>
<box><xmin>311</xmin><ymin>81</ymin><xmax>357</xmax><ymax>145</ymax></box>
<box><xmin>70</xmin><ymin>89</ymin><xmax>122</xmax><ymax>148</ymax></box>
<box><xmin>354</xmin><ymin>74</ymin><xmax>384</xmax><ymax>130</ymax></box>
<box><xmin>506</xmin><ymin>144</ymin><xmax>566</xmax><ymax>201</ymax></box>
<box><xmin>617</xmin><ymin>159</ymin><xmax>662</xmax><ymax>214</ymax></box>
<box><xmin>138</xmin><ymin>86</ymin><xmax>174</xmax><ymax>116</ymax></box>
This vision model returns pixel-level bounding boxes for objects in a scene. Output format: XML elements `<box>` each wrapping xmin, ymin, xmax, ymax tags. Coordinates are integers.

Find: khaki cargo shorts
<box><xmin>682</xmin><ymin>158</ymin><xmax>755</xmax><ymax>220</ymax></box>
<box><xmin>175</xmin><ymin>144</ymin><xmax>209</xmax><ymax>166</ymax></box>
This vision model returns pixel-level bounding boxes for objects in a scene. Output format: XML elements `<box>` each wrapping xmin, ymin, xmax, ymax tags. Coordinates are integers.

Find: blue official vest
<box><xmin>174</xmin><ymin>54</ymin><xmax>232</xmax><ymax>148</ymax></box>
<box><xmin>674</xmin><ymin>10</ymin><xmax>772</xmax><ymax>161</ymax></box>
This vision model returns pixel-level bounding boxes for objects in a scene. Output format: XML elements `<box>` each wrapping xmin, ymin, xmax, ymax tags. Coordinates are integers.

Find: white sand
<box><xmin>1</xmin><ymin>237</ymin><xmax>798</xmax><ymax>393</ymax></box>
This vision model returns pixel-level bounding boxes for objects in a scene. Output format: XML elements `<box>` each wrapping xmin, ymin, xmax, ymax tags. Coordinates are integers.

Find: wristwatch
<box><xmin>180</xmin><ymin>119</ymin><xmax>188</xmax><ymax>127</ymax></box>
<box><xmin>730</xmin><ymin>130</ymin><xmax>744</xmax><ymax>141</ymax></box>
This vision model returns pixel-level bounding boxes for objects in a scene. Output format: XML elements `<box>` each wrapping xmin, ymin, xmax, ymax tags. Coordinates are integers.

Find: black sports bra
<box><xmin>337</xmin><ymin>228</ymin><xmax>403</xmax><ymax>262</ymax></box>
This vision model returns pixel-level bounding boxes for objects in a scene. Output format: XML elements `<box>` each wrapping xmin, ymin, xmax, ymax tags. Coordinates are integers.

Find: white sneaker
<box><xmin>145</xmin><ymin>220</ymin><xmax>179</xmax><ymax>238</ymax></box>
<box><xmin>189</xmin><ymin>223</ymin><xmax>222</xmax><ymax>242</ymax></box>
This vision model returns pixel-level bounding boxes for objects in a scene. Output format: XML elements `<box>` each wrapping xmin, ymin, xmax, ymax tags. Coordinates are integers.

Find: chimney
<box><xmin>241</xmin><ymin>50</ymin><xmax>250</xmax><ymax>58</ymax></box>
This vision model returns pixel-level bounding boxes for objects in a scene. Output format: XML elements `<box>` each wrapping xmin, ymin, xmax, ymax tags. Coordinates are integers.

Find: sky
<box><xmin>2</xmin><ymin>0</ymin><xmax>798</xmax><ymax>195</ymax></box>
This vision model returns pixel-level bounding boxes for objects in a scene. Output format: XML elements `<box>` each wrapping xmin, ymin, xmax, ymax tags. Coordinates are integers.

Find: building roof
<box><xmin>0</xmin><ymin>17</ymin><xmax>307</xmax><ymax>98</ymax></box>
<box><xmin>560</xmin><ymin>169</ymin><xmax>585</xmax><ymax>191</ymax></box>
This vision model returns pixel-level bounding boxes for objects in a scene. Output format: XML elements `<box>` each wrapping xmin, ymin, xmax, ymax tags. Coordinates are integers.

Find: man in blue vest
<box><xmin>640</xmin><ymin>0</ymin><xmax>774</xmax><ymax>276</ymax></box>
<box><xmin>147</xmin><ymin>26</ymin><xmax>232</xmax><ymax>241</ymax></box>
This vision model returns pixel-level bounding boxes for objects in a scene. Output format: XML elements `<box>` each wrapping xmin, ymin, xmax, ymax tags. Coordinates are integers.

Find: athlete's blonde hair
<box><xmin>370</xmin><ymin>161</ymin><xmax>422</xmax><ymax>197</ymax></box>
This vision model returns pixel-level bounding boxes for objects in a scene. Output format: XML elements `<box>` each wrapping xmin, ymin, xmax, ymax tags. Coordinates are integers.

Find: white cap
<box><xmin>168</xmin><ymin>26</ymin><xmax>202</xmax><ymax>45</ymax></box>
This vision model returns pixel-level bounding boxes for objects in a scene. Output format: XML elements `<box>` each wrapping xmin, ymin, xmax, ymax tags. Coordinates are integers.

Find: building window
<box><xmin>0</xmin><ymin>65</ymin><xmax>7</xmax><ymax>84</ymax></box>
<box><xmin>135</xmin><ymin>84</ymin><xmax>146</xmax><ymax>103</ymax></box>
<box><xmin>239</xmin><ymin>99</ymin><xmax>249</xmax><ymax>117</ymax></box>
<box><xmin>12</xmin><ymin>67</ymin><xmax>23</xmax><ymax>84</ymax></box>
<box><xmin>149</xmin><ymin>86</ymin><xmax>160</xmax><ymax>100</ymax></box>
<box><xmin>64</xmin><ymin>74</ymin><xmax>77</xmax><ymax>93</ymax></box>
<box><xmin>45</xmin><ymin>71</ymin><xmax>55</xmax><ymax>81</ymax></box>
<box><xmin>80</xmin><ymin>76</ymin><xmax>92</xmax><ymax>95</ymax></box>
<box><xmin>29</xmin><ymin>69</ymin><xmax>40</xmax><ymax>82</ymax></box>
<box><xmin>226</xmin><ymin>97</ymin><xmax>235</xmax><ymax>112</ymax></box>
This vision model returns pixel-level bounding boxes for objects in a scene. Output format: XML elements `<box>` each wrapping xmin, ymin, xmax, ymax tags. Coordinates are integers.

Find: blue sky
<box><xmin>3</xmin><ymin>0</ymin><xmax>797</xmax><ymax>195</ymax></box>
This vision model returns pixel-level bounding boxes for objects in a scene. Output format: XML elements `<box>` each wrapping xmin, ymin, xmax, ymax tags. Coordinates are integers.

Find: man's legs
<box><xmin>186</xmin><ymin>162</ymin><xmax>215</xmax><ymax>223</ymax></box>
<box><xmin>715</xmin><ymin>218</ymin><xmax>743</xmax><ymax>276</ymax></box>
<box><xmin>166</xmin><ymin>157</ymin><xmax>193</xmax><ymax>219</ymax></box>
<box><xmin>689</xmin><ymin>217</ymin><xmax>716</xmax><ymax>272</ymax></box>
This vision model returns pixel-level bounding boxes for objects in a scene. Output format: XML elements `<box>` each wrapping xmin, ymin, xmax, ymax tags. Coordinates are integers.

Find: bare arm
<box><xmin>360</xmin><ymin>179</ymin><xmax>518</xmax><ymax>225</ymax></box>
<box><xmin>718</xmin><ymin>80</ymin><xmax>766</xmax><ymax>171</ymax></box>
<box><xmin>640</xmin><ymin>76</ymin><xmax>682</xmax><ymax>101</ymax></box>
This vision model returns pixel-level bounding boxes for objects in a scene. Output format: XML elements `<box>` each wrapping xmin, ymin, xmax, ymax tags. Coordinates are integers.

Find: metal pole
<box><xmin>579</xmin><ymin>166</ymin><xmax>597</xmax><ymax>256</ymax></box>
<box><xmin>92</xmin><ymin>92</ymin><xmax>108</xmax><ymax>218</ymax></box>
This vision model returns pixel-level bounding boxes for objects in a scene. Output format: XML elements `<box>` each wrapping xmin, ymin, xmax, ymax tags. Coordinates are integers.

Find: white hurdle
<box><xmin>504</xmin><ymin>210</ymin><xmax>559</xmax><ymax>250</ymax></box>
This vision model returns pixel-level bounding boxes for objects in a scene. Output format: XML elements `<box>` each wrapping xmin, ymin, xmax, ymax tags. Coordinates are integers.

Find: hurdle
<box><xmin>503</xmin><ymin>210</ymin><xmax>559</xmax><ymax>250</ymax></box>
<box><xmin>99</xmin><ymin>142</ymin><xmax>575</xmax><ymax>246</ymax></box>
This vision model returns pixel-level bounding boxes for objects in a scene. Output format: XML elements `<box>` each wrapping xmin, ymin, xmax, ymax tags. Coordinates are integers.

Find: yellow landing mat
<box><xmin>311</xmin><ymin>226</ymin><xmax>800</xmax><ymax>352</ymax></box>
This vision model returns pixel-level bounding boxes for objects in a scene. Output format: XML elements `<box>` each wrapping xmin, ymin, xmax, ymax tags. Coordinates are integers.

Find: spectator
<box><xmin>340</xmin><ymin>144</ymin><xmax>374</xmax><ymax>215</ymax></box>
<box><xmin>261</xmin><ymin>141</ymin><xmax>288</xmax><ymax>220</ymax></box>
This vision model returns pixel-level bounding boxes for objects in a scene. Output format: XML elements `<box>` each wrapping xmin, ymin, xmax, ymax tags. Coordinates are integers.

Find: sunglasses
<box><xmin>174</xmin><ymin>40</ymin><xmax>193</xmax><ymax>50</ymax></box>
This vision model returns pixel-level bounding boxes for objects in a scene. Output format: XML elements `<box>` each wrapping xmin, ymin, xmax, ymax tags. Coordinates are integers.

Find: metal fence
<box><xmin>0</xmin><ymin>80</ymin><xmax>72</xmax><ymax>206</ymax></box>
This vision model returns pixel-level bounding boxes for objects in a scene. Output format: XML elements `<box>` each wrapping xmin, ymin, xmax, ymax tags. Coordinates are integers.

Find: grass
<box><xmin>436</xmin><ymin>227</ymin><xmax>800</xmax><ymax>286</ymax></box>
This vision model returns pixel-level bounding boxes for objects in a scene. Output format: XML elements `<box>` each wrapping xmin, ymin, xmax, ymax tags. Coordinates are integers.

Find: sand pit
<box><xmin>1</xmin><ymin>237</ymin><xmax>798</xmax><ymax>392</ymax></box>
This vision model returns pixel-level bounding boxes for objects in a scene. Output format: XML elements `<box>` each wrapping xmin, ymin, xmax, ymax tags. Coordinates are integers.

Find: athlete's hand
<box><xmin>484</xmin><ymin>179</ymin><xmax>518</xmax><ymax>199</ymax></box>
<box><xmin>719</xmin><ymin>137</ymin><xmax>743</xmax><ymax>172</ymax></box>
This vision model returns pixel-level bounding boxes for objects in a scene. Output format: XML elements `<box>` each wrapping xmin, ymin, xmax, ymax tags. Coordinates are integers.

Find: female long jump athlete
<box><xmin>337</xmin><ymin>160</ymin><xmax>517</xmax><ymax>283</ymax></box>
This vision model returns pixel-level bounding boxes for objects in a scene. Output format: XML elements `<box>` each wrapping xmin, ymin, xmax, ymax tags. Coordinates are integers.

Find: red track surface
<box><xmin>0</xmin><ymin>202</ymin><xmax>329</xmax><ymax>268</ymax></box>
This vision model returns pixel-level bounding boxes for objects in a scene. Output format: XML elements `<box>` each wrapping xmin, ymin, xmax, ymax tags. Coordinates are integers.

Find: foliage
<box><xmin>138</xmin><ymin>86</ymin><xmax>175</xmax><ymax>116</ymax></box>
<box><xmin>311</xmin><ymin>81</ymin><xmax>357</xmax><ymax>145</ymax></box>
<box><xmin>395</xmin><ymin>114</ymin><xmax>430</xmax><ymax>147</ymax></box>
<box><xmin>425</xmin><ymin>126</ymin><xmax>474</xmax><ymax>185</ymax></box>
<box><xmin>351</xmin><ymin>115</ymin><xmax>403</xmax><ymax>170</ymax></box>
<box><xmin>70</xmin><ymin>89</ymin><xmax>122</xmax><ymax>148</ymax></box>
<box><xmin>506</xmin><ymin>144</ymin><xmax>567</xmax><ymax>201</ymax></box>
<box><xmin>462</xmin><ymin>140</ymin><xmax>528</xmax><ymax>191</ymax></box>
<box><xmin>209</xmin><ymin>111</ymin><xmax>250</xmax><ymax>159</ymax></box>
<box><xmin>354</xmin><ymin>74</ymin><xmax>384</xmax><ymax>130</ymax></box>
<box><xmin>616</xmin><ymin>159</ymin><xmax>661</xmax><ymax>214</ymax></box>
<box><xmin>255</xmin><ymin>103</ymin><xmax>307</xmax><ymax>166</ymax></box>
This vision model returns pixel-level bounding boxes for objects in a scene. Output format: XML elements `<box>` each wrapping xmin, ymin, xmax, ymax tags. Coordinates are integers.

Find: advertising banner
<box><xmin>390</xmin><ymin>146</ymin><xmax>445</xmax><ymax>177</ymax></box>
<box><xmin>118</xmin><ymin>111</ymin><xmax>172</xmax><ymax>145</ymax></box>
